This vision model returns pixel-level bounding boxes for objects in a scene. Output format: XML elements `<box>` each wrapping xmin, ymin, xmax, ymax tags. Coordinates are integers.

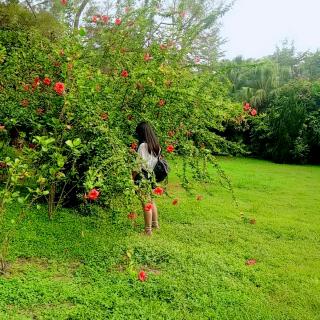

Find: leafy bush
<box><xmin>249</xmin><ymin>80</ymin><xmax>320</xmax><ymax>163</ymax></box>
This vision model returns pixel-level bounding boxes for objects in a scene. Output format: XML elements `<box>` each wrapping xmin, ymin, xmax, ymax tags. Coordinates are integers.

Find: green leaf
<box><xmin>73</xmin><ymin>138</ymin><xmax>81</xmax><ymax>147</ymax></box>
<box><xmin>65</xmin><ymin>140</ymin><xmax>73</xmax><ymax>148</ymax></box>
<box><xmin>79</xmin><ymin>28</ymin><xmax>86</xmax><ymax>36</ymax></box>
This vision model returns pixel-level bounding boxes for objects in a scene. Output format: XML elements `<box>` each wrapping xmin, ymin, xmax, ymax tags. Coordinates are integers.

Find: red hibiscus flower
<box><xmin>121</xmin><ymin>70</ymin><xmax>129</xmax><ymax>78</ymax></box>
<box><xmin>61</xmin><ymin>0</ymin><xmax>67</xmax><ymax>5</ymax></box>
<box><xmin>115</xmin><ymin>18</ymin><xmax>122</xmax><ymax>26</ymax></box>
<box><xmin>243</xmin><ymin>102</ymin><xmax>250</xmax><ymax>111</ymax></box>
<box><xmin>92</xmin><ymin>16</ymin><xmax>98</xmax><ymax>23</ymax></box>
<box><xmin>245</xmin><ymin>259</ymin><xmax>257</xmax><ymax>266</ymax></box>
<box><xmin>128</xmin><ymin>212</ymin><xmax>138</xmax><ymax>220</ymax></box>
<box><xmin>138</xmin><ymin>270</ymin><xmax>147</xmax><ymax>282</ymax></box>
<box><xmin>144</xmin><ymin>203</ymin><xmax>153</xmax><ymax>212</ymax></box>
<box><xmin>102</xmin><ymin>15</ymin><xmax>109</xmax><ymax>23</ymax></box>
<box><xmin>172</xmin><ymin>199</ymin><xmax>178</xmax><ymax>205</ymax></box>
<box><xmin>43</xmin><ymin>77</ymin><xmax>51</xmax><ymax>86</ymax></box>
<box><xmin>20</xmin><ymin>99</ymin><xmax>29</xmax><ymax>107</ymax></box>
<box><xmin>87</xmin><ymin>189</ymin><xmax>100</xmax><ymax>201</ymax></box>
<box><xmin>54</xmin><ymin>82</ymin><xmax>65</xmax><ymax>95</ymax></box>
<box><xmin>100</xmin><ymin>112</ymin><xmax>108</xmax><ymax>121</ymax></box>
<box><xmin>153</xmin><ymin>187</ymin><xmax>164</xmax><ymax>196</ymax></box>
<box><xmin>144</xmin><ymin>53</ymin><xmax>153</xmax><ymax>62</ymax></box>
<box><xmin>250</xmin><ymin>109</ymin><xmax>257</xmax><ymax>116</ymax></box>
<box><xmin>36</xmin><ymin>108</ymin><xmax>44</xmax><ymax>115</ymax></box>
<box><xmin>131</xmin><ymin>142</ymin><xmax>138</xmax><ymax>151</ymax></box>
<box><xmin>166</xmin><ymin>145</ymin><xmax>174</xmax><ymax>153</ymax></box>
<box><xmin>23</xmin><ymin>84</ymin><xmax>30</xmax><ymax>91</ymax></box>
<box><xmin>158</xmin><ymin>99</ymin><xmax>166</xmax><ymax>107</ymax></box>
<box><xmin>32</xmin><ymin>77</ymin><xmax>41</xmax><ymax>89</ymax></box>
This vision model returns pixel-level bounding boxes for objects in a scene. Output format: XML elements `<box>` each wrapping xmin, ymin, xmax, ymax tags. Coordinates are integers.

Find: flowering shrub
<box><xmin>0</xmin><ymin>3</ymin><xmax>241</xmax><ymax>219</ymax></box>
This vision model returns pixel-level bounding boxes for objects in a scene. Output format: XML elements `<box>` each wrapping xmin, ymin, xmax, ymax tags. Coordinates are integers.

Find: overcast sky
<box><xmin>220</xmin><ymin>0</ymin><xmax>320</xmax><ymax>59</ymax></box>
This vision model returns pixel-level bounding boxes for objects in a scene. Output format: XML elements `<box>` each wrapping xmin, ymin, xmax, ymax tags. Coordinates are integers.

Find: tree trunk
<box><xmin>48</xmin><ymin>184</ymin><xmax>56</xmax><ymax>220</ymax></box>
<box><xmin>73</xmin><ymin>0</ymin><xmax>90</xmax><ymax>31</ymax></box>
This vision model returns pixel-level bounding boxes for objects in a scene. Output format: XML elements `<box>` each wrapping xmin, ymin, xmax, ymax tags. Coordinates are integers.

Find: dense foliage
<box><xmin>224</xmin><ymin>42</ymin><xmax>320</xmax><ymax>164</ymax></box>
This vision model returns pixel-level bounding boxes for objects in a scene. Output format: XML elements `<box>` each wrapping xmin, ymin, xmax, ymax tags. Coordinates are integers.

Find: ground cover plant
<box><xmin>0</xmin><ymin>157</ymin><xmax>319</xmax><ymax>319</ymax></box>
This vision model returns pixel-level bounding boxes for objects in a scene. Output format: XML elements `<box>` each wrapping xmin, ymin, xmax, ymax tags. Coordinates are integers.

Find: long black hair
<box><xmin>135</xmin><ymin>122</ymin><xmax>160</xmax><ymax>156</ymax></box>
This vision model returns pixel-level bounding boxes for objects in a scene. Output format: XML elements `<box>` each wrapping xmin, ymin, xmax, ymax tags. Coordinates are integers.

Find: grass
<box><xmin>0</xmin><ymin>157</ymin><xmax>319</xmax><ymax>319</ymax></box>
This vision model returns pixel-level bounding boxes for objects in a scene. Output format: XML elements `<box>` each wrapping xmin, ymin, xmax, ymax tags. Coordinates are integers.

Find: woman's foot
<box><xmin>144</xmin><ymin>226</ymin><xmax>152</xmax><ymax>236</ymax></box>
<box><xmin>152</xmin><ymin>221</ymin><xmax>160</xmax><ymax>230</ymax></box>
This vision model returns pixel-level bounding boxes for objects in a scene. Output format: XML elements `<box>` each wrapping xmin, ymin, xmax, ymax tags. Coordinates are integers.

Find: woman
<box><xmin>133</xmin><ymin>122</ymin><xmax>161</xmax><ymax>236</ymax></box>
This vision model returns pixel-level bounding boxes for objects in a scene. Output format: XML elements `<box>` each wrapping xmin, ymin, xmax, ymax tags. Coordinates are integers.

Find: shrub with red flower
<box><xmin>166</xmin><ymin>145</ymin><xmax>174</xmax><ymax>153</ymax></box>
<box><xmin>121</xmin><ymin>70</ymin><xmax>129</xmax><ymax>78</ymax></box>
<box><xmin>43</xmin><ymin>77</ymin><xmax>51</xmax><ymax>86</ymax></box>
<box><xmin>128</xmin><ymin>212</ymin><xmax>138</xmax><ymax>220</ymax></box>
<box><xmin>32</xmin><ymin>77</ymin><xmax>41</xmax><ymax>89</ymax></box>
<box><xmin>158</xmin><ymin>99</ymin><xmax>166</xmax><ymax>107</ymax></box>
<box><xmin>21</xmin><ymin>99</ymin><xmax>29</xmax><ymax>107</ymax></box>
<box><xmin>130</xmin><ymin>142</ymin><xmax>138</xmax><ymax>151</ymax></box>
<box><xmin>172</xmin><ymin>199</ymin><xmax>178</xmax><ymax>205</ymax></box>
<box><xmin>115</xmin><ymin>18</ymin><xmax>122</xmax><ymax>26</ymax></box>
<box><xmin>153</xmin><ymin>187</ymin><xmax>164</xmax><ymax>196</ymax></box>
<box><xmin>144</xmin><ymin>203</ymin><xmax>153</xmax><ymax>212</ymax></box>
<box><xmin>60</xmin><ymin>0</ymin><xmax>67</xmax><ymax>5</ymax></box>
<box><xmin>144</xmin><ymin>53</ymin><xmax>153</xmax><ymax>62</ymax></box>
<box><xmin>100</xmin><ymin>112</ymin><xmax>108</xmax><ymax>120</ymax></box>
<box><xmin>243</xmin><ymin>102</ymin><xmax>250</xmax><ymax>111</ymax></box>
<box><xmin>102</xmin><ymin>15</ymin><xmax>109</xmax><ymax>23</ymax></box>
<box><xmin>245</xmin><ymin>259</ymin><xmax>257</xmax><ymax>266</ymax></box>
<box><xmin>54</xmin><ymin>82</ymin><xmax>65</xmax><ymax>95</ymax></box>
<box><xmin>138</xmin><ymin>270</ymin><xmax>147</xmax><ymax>282</ymax></box>
<box><xmin>87</xmin><ymin>188</ymin><xmax>100</xmax><ymax>201</ymax></box>
<box><xmin>250</xmin><ymin>109</ymin><xmax>257</xmax><ymax>116</ymax></box>
<box><xmin>36</xmin><ymin>108</ymin><xmax>44</xmax><ymax>115</ymax></box>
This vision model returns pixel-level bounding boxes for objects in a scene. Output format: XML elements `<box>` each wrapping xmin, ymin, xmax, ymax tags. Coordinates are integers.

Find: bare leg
<box><xmin>143</xmin><ymin>207</ymin><xmax>152</xmax><ymax>235</ymax></box>
<box><xmin>151</xmin><ymin>201</ymin><xmax>159</xmax><ymax>229</ymax></box>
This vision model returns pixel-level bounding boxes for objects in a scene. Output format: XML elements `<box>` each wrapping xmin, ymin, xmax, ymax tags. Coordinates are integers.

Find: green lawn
<box><xmin>0</xmin><ymin>157</ymin><xmax>319</xmax><ymax>319</ymax></box>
